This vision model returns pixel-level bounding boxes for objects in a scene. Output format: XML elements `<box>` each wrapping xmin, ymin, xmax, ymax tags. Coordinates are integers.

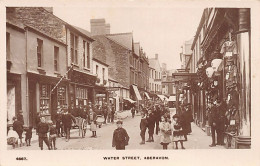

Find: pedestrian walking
<box><xmin>88</xmin><ymin>108</ymin><xmax>98</xmax><ymax>138</ymax></box>
<box><xmin>102</xmin><ymin>103</ymin><xmax>108</xmax><ymax>124</ymax></box>
<box><xmin>112</xmin><ymin>120</ymin><xmax>130</xmax><ymax>150</ymax></box>
<box><xmin>159</xmin><ymin>116</ymin><xmax>172</xmax><ymax>150</ymax></box>
<box><xmin>111</xmin><ymin>104</ymin><xmax>115</xmax><ymax>123</ymax></box>
<box><xmin>172</xmin><ymin>114</ymin><xmax>185</xmax><ymax>149</ymax></box>
<box><xmin>38</xmin><ymin>117</ymin><xmax>51</xmax><ymax>150</ymax></box>
<box><xmin>62</xmin><ymin>108</ymin><xmax>76</xmax><ymax>142</ymax></box>
<box><xmin>139</xmin><ymin>112</ymin><xmax>148</xmax><ymax>145</ymax></box>
<box><xmin>12</xmin><ymin>117</ymin><xmax>23</xmax><ymax>147</ymax></box>
<box><xmin>48</xmin><ymin>120</ymin><xmax>57</xmax><ymax>150</ymax></box>
<box><xmin>131</xmin><ymin>106</ymin><xmax>135</xmax><ymax>118</ymax></box>
<box><xmin>154</xmin><ymin>105</ymin><xmax>161</xmax><ymax>135</ymax></box>
<box><xmin>180</xmin><ymin>106</ymin><xmax>189</xmax><ymax>141</ymax></box>
<box><xmin>25</xmin><ymin>126</ymin><xmax>33</xmax><ymax>146</ymax></box>
<box><xmin>107</xmin><ymin>104</ymin><xmax>111</xmax><ymax>123</ymax></box>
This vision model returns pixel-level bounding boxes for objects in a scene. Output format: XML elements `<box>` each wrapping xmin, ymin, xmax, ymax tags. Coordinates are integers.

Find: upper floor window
<box><xmin>96</xmin><ymin>65</ymin><xmax>99</xmax><ymax>76</ymax></box>
<box><xmin>83</xmin><ymin>40</ymin><xmax>86</xmax><ymax>67</ymax></box>
<box><xmin>87</xmin><ymin>42</ymin><xmax>90</xmax><ymax>68</ymax></box>
<box><xmin>6</xmin><ymin>32</ymin><xmax>10</xmax><ymax>60</ymax></box>
<box><xmin>102</xmin><ymin>68</ymin><xmax>105</xmax><ymax>81</ymax></box>
<box><xmin>37</xmin><ymin>38</ymin><xmax>43</xmax><ymax>67</ymax></box>
<box><xmin>70</xmin><ymin>33</ymin><xmax>78</xmax><ymax>64</ymax></box>
<box><xmin>54</xmin><ymin>46</ymin><xmax>59</xmax><ymax>71</ymax></box>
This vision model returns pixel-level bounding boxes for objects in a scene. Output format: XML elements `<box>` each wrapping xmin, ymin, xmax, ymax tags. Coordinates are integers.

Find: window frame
<box><xmin>37</xmin><ymin>38</ymin><xmax>43</xmax><ymax>68</ymax></box>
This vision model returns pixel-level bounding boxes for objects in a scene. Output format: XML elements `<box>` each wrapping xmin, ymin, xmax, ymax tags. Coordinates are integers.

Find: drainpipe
<box><xmin>25</xmin><ymin>28</ymin><xmax>29</xmax><ymax>127</ymax></box>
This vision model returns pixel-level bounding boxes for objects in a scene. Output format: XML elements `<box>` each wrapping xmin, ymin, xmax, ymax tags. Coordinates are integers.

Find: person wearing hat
<box><xmin>48</xmin><ymin>120</ymin><xmax>57</xmax><ymax>150</ymax></box>
<box><xmin>208</xmin><ymin>100</ymin><xmax>219</xmax><ymax>147</ymax></box>
<box><xmin>12</xmin><ymin>117</ymin><xmax>24</xmax><ymax>147</ymax></box>
<box><xmin>38</xmin><ymin>117</ymin><xmax>51</xmax><ymax>150</ymax></box>
<box><xmin>62</xmin><ymin>108</ymin><xmax>76</xmax><ymax>142</ymax></box>
<box><xmin>112</xmin><ymin>120</ymin><xmax>130</xmax><ymax>150</ymax></box>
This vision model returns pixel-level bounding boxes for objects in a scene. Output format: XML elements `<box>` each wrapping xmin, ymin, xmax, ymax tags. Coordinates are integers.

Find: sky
<box><xmin>53</xmin><ymin>1</ymin><xmax>204</xmax><ymax>70</ymax></box>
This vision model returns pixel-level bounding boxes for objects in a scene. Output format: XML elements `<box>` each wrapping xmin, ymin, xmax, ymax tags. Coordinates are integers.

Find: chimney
<box><xmin>105</xmin><ymin>24</ymin><xmax>110</xmax><ymax>34</ymax></box>
<box><xmin>155</xmin><ymin>54</ymin><xmax>158</xmax><ymax>59</ymax></box>
<box><xmin>43</xmin><ymin>7</ymin><xmax>53</xmax><ymax>14</ymax></box>
<box><xmin>90</xmin><ymin>19</ymin><xmax>106</xmax><ymax>35</ymax></box>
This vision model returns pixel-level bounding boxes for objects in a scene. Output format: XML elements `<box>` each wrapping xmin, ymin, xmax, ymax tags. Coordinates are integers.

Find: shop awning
<box><xmin>123</xmin><ymin>98</ymin><xmax>136</xmax><ymax>103</ymax></box>
<box><xmin>132</xmin><ymin>85</ymin><xmax>142</xmax><ymax>100</ymax></box>
<box><xmin>157</xmin><ymin>95</ymin><xmax>168</xmax><ymax>101</ymax></box>
<box><xmin>144</xmin><ymin>92</ymin><xmax>151</xmax><ymax>99</ymax></box>
<box><xmin>168</xmin><ymin>96</ymin><xmax>176</xmax><ymax>102</ymax></box>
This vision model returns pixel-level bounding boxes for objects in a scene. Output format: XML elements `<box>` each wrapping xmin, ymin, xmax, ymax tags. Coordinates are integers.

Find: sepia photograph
<box><xmin>1</xmin><ymin>0</ymin><xmax>260</xmax><ymax>166</ymax></box>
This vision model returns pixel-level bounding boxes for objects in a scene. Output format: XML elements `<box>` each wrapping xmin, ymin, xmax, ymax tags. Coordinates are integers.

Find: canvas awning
<box><xmin>132</xmin><ymin>85</ymin><xmax>142</xmax><ymax>100</ymax></box>
<box><xmin>157</xmin><ymin>95</ymin><xmax>168</xmax><ymax>101</ymax></box>
<box><xmin>123</xmin><ymin>98</ymin><xmax>136</xmax><ymax>103</ymax></box>
<box><xmin>144</xmin><ymin>92</ymin><xmax>151</xmax><ymax>99</ymax></box>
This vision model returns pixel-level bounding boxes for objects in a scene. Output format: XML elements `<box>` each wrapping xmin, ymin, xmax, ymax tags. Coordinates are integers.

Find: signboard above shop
<box><xmin>96</xmin><ymin>94</ymin><xmax>106</xmax><ymax>97</ymax></box>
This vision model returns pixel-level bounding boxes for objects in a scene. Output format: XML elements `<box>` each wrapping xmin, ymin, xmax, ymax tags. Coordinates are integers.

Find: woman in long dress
<box><xmin>159</xmin><ymin>116</ymin><xmax>172</xmax><ymax>150</ymax></box>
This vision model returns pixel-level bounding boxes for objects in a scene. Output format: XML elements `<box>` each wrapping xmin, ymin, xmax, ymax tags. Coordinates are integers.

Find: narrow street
<box><xmin>11</xmin><ymin>115</ymin><xmax>225</xmax><ymax>150</ymax></box>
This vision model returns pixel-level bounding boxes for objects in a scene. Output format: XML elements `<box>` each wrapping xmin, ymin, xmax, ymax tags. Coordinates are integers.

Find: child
<box><xmin>112</xmin><ymin>120</ymin><xmax>130</xmax><ymax>150</ymax></box>
<box><xmin>7</xmin><ymin>127</ymin><xmax>18</xmax><ymax>149</ymax></box>
<box><xmin>12</xmin><ymin>117</ymin><xmax>24</xmax><ymax>147</ymax></box>
<box><xmin>38</xmin><ymin>117</ymin><xmax>51</xmax><ymax>150</ymax></box>
<box><xmin>25</xmin><ymin>126</ymin><xmax>33</xmax><ymax>146</ymax></box>
<box><xmin>88</xmin><ymin>109</ymin><xmax>97</xmax><ymax>138</ymax></box>
<box><xmin>139</xmin><ymin>113</ymin><xmax>148</xmax><ymax>145</ymax></box>
<box><xmin>159</xmin><ymin>116</ymin><xmax>172</xmax><ymax>150</ymax></box>
<box><xmin>172</xmin><ymin>114</ymin><xmax>185</xmax><ymax>149</ymax></box>
<box><xmin>48</xmin><ymin>120</ymin><xmax>57</xmax><ymax>150</ymax></box>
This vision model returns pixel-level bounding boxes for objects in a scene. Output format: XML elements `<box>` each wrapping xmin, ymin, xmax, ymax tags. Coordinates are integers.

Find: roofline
<box><xmin>71</xmin><ymin>25</ymin><xmax>95</xmax><ymax>42</ymax></box>
<box><xmin>93</xmin><ymin>58</ymin><xmax>109</xmax><ymax>67</ymax></box>
<box><xmin>191</xmin><ymin>8</ymin><xmax>209</xmax><ymax>49</ymax></box>
<box><xmin>6</xmin><ymin>22</ymin><xmax>25</xmax><ymax>33</ymax></box>
<box><xmin>106</xmin><ymin>36</ymin><xmax>132</xmax><ymax>51</ymax></box>
<box><xmin>25</xmin><ymin>25</ymin><xmax>67</xmax><ymax>46</ymax></box>
<box><xmin>106</xmin><ymin>32</ymin><xmax>133</xmax><ymax>36</ymax></box>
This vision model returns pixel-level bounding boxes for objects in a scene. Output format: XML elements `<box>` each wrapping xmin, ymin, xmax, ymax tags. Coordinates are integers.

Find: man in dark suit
<box><xmin>62</xmin><ymin>108</ymin><xmax>76</xmax><ymax>142</ymax></box>
<box><xmin>216</xmin><ymin>100</ymin><xmax>227</xmax><ymax>145</ymax></box>
<box><xmin>208</xmin><ymin>102</ymin><xmax>219</xmax><ymax>147</ymax></box>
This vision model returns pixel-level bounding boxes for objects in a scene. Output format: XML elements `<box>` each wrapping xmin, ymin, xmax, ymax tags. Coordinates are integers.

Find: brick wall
<box><xmin>7</xmin><ymin>7</ymin><xmax>66</xmax><ymax>44</ymax></box>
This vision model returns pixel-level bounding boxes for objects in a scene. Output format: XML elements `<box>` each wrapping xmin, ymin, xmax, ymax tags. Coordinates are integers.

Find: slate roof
<box><xmin>149</xmin><ymin>58</ymin><xmax>161</xmax><ymax>69</ymax></box>
<box><xmin>106</xmin><ymin>32</ymin><xmax>133</xmax><ymax>51</ymax></box>
<box><xmin>73</xmin><ymin>25</ymin><xmax>95</xmax><ymax>41</ymax></box>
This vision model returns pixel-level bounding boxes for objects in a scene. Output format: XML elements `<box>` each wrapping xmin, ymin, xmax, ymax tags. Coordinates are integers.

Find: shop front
<box><xmin>28</xmin><ymin>72</ymin><xmax>69</xmax><ymax>127</ymax></box>
<box><xmin>68</xmin><ymin>69</ymin><xmax>96</xmax><ymax>109</ymax></box>
<box><xmin>94</xmin><ymin>85</ymin><xmax>108</xmax><ymax>106</ymax></box>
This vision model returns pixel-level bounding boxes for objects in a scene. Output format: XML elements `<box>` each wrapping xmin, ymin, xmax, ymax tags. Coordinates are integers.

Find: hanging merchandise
<box><xmin>226</xmin><ymin>72</ymin><xmax>230</xmax><ymax>80</ymax></box>
<box><xmin>220</xmin><ymin>33</ymin><xmax>238</xmax><ymax>58</ymax></box>
<box><xmin>211</xmin><ymin>59</ymin><xmax>223</xmax><ymax>72</ymax></box>
<box><xmin>206</xmin><ymin>67</ymin><xmax>214</xmax><ymax>78</ymax></box>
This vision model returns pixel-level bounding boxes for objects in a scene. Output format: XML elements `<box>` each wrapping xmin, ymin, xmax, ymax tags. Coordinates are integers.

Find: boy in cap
<box><xmin>112</xmin><ymin>120</ymin><xmax>130</xmax><ymax>150</ymax></box>
<box><xmin>48</xmin><ymin>120</ymin><xmax>57</xmax><ymax>150</ymax></box>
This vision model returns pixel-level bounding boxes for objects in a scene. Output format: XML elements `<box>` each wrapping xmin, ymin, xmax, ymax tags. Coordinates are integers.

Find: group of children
<box><xmin>139</xmin><ymin>108</ymin><xmax>186</xmax><ymax>150</ymax></box>
<box><xmin>7</xmin><ymin>116</ymin><xmax>57</xmax><ymax>150</ymax></box>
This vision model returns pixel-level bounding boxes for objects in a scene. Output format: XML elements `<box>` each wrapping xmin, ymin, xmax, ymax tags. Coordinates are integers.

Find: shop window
<box><xmin>54</xmin><ymin>46</ymin><xmax>59</xmax><ymax>71</ymax></box>
<box><xmin>40</xmin><ymin>84</ymin><xmax>50</xmax><ymax>115</ymax></box>
<box><xmin>37</xmin><ymin>39</ymin><xmax>43</xmax><ymax>67</ymax></box>
<box><xmin>6</xmin><ymin>32</ymin><xmax>10</xmax><ymax>60</ymax></box>
<box><xmin>57</xmin><ymin>86</ymin><xmax>66</xmax><ymax>107</ymax></box>
<box><xmin>76</xmin><ymin>87</ymin><xmax>88</xmax><ymax>106</ymax></box>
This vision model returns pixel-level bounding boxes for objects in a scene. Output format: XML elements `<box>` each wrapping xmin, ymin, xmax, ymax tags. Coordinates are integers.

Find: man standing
<box><xmin>111</xmin><ymin>104</ymin><xmax>115</xmax><ymax>123</ymax></box>
<box><xmin>112</xmin><ymin>120</ymin><xmax>130</xmax><ymax>150</ymax></box>
<box><xmin>146</xmin><ymin>108</ymin><xmax>155</xmax><ymax>142</ymax></box>
<box><xmin>208</xmin><ymin>101</ymin><xmax>218</xmax><ymax>147</ymax></box>
<box><xmin>139</xmin><ymin>113</ymin><xmax>148</xmax><ymax>144</ymax></box>
<box><xmin>216</xmin><ymin>100</ymin><xmax>227</xmax><ymax>145</ymax></box>
<box><xmin>38</xmin><ymin>117</ymin><xmax>50</xmax><ymax>150</ymax></box>
<box><xmin>62</xmin><ymin>108</ymin><xmax>76</xmax><ymax>142</ymax></box>
<box><xmin>102</xmin><ymin>102</ymin><xmax>108</xmax><ymax>124</ymax></box>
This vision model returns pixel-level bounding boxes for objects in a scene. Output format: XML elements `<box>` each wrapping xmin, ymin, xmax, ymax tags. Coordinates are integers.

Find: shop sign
<box><xmin>96</xmin><ymin>94</ymin><xmax>106</xmax><ymax>97</ymax></box>
<box><xmin>107</xmin><ymin>87</ymin><xmax>120</xmax><ymax>91</ymax></box>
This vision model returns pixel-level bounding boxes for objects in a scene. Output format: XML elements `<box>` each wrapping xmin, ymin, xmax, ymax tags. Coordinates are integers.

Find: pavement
<box><xmin>8</xmin><ymin>110</ymin><xmax>225</xmax><ymax>150</ymax></box>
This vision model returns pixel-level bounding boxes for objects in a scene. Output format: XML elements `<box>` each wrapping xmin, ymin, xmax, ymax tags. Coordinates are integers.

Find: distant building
<box><xmin>149</xmin><ymin>54</ymin><xmax>162</xmax><ymax>99</ymax></box>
